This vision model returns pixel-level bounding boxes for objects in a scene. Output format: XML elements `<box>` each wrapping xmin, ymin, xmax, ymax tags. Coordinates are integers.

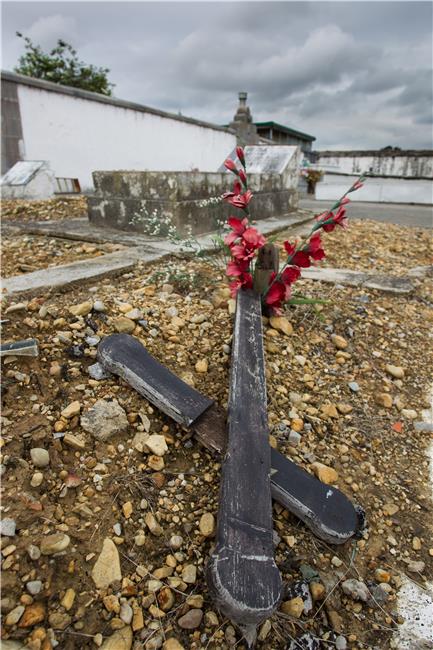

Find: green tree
<box><xmin>14</xmin><ymin>33</ymin><xmax>114</xmax><ymax>96</ymax></box>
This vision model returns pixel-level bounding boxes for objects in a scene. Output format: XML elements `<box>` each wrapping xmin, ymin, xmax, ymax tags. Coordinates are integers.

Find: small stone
<box><xmin>169</xmin><ymin>535</ymin><xmax>183</xmax><ymax>550</ymax></box>
<box><xmin>122</xmin><ymin>502</ymin><xmax>133</xmax><ymax>519</ymax></box>
<box><xmin>40</xmin><ymin>533</ymin><xmax>70</xmax><ymax>555</ymax></box>
<box><xmin>375</xmin><ymin>568</ymin><xmax>391</xmax><ymax>583</ymax></box>
<box><xmin>61</xmin><ymin>400</ymin><xmax>82</xmax><ymax>418</ymax></box>
<box><xmin>332</xmin><ymin>334</ymin><xmax>348</xmax><ymax>349</ymax></box>
<box><xmin>376</xmin><ymin>393</ymin><xmax>393</xmax><ymax>408</ymax></box>
<box><xmin>199</xmin><ymin>513</ymin><xmax>215</xmax><ymax>538</ymax></box>
<box><xmin>125</xmin><ymin>308</ymin><xmax>143</xmax><ymax>320</ymax></box>
<box><xmin>337</xmin><ymin>402</ymin><xmax>353</xmax><ymax>414</ymax></box>
<box><xmin>158</xmin><ymin>587</ymin><xmax>175</xmax><ymax>612</ymax></box>
<box><xmin>26</xmin><ymin>580</ymin><xmax>42</xmax><ymax>595</ymax></box>
<box><xmin>280</xmin><ymin>597</ymin><xmax>304</xmax><ymax>617</ymax></box>
<box><xmin>112</xmin><ymin>317</ymin><xmax>136</xmax><ymax>334</ymax></box>
<box><xmin>30</xmin><ymin>448</ymin><xmax>50</xmax><ymax>468</ymax></box>
<box><xmin>181</xmin><ymin>564</ymin><xmax>197</xmax><ymax>584</ymax></box>
<box><xmin>258</xmin><ymin>619</ymin><xmax>272</xmax><ymax>641</ymax></box>
<box><xmin>5</xmin><ymin>605</ymin><xmax>25</xmax><ymax>626</ymax></box>
<box><xmin>335</xmin><ymin>636</ymin><xmax>347</xmax><ymax>650</ymax></box>
<box><xmin>145</xmin><ymin>512</ymin><xmax>163</xmax><ymax>536</ymax></box>
<box><xmin>93</xmin><ymin>300</ymin><xmax>106</xmax><ymax>312</ymax></box>
<box><xmin>91</xmin><ymin>538</ymin><xmax>122</xmax><ymax>588</ymax></box>
<box><xmin>321</xmin><ymin>403</ymin><xmax>339</xmax><ymax>418</ymax></box>
<box><xmin>61</xmin><ymin>588</ymin><xmax>76</xmax><ymax>610</ymax></box>
<box><xmin>412</xmin><ymin>536</ymin><xmax>422</xmax><ymax>550</ymax></box>
<box><xmin>288</xmin><ymin>430</ymin><xmax>301</xmax><ymax>446</ymax></box>
<box><xmin>331</xmin><ymin>556</ymin><xmax>343</xmax><ymax>567</ymax></box>
<box><xmin>309</xmin><ymin>582</ymin><xmax>326</xmax><ymax>601</ymax></box>
<box><xmin>186</xmin><ymin>595</ymin><xmax>204</xmax><ymax>608</ymax></box>
<box><xmin>88</xmin><ymin>362</ymin><xmax>111</xmax><ymax>381</ymax></box>
<box><xmin>270</xmin><ymin>316</ymin><xmax>293</xmax><ymax>336</ymax></box>
<box><xmin>348</xmin><ymin>381</ymin><xmax>360</xmax><ymax>392</ymax></box>
<box><xmin>402</xmin><ymin>409</ymin><xmax>418</xmax><ymax>420</ymax></box>
<box><xmin>204</xmin><ymin>610</ymin><xmax>219</xmax><ymax>626</ymax></box>
<box><xmin>177</xmin><ymin>608</ymin><xmax>203</xmax><ymax>629</ymax></box>
<box><xmin>165</xmin><ymin>306</ymin><xmax>179</xmax><ymax>319</ymax></box>
<box><xmin>145</xmin><ymin>434</ymin><xmax>168</xmax><ymax>457</ymax></box>
<box><xmin>311</xmin><ymin>462</ymin><xmax>338</xmax><ymax>484</ymax></box>
<box><xmin>341</xmin><ymin>579</ymin><xmax>369</xmax><ymax>602</ymax></box>
<box><xmin>120</xmin><ymin>602</ymin><xmax>133</xmax><ymax>624</ymax></box>
<box><xmin>383</xmin><ymin>503</ymin><xmax>399</xmax><ymax>516</ymax></box>
<box><xmin>385</xmin><ymin>364</ymin><xmax>405</xmax><ymax>379</ymax></box>
<box><xmin>0</xmin><ymin>517</ymin><xmax>16</xmax><ymax>536</ymax></box>
<box><xmin>69</xmin><ymin>300</ymin><xmax>93</xmax><ymax>316</ymax></box>
<box><xmin>30</xmin><ymin>472</ymin><xmax>44</xmax><ymax>487</ymax></box>
<box><xmin>49</xmin><ymin>612</ymin><xmax>72</xmax><ymax>629</ymax></box>
<box><xmin>27</xmin><ymin>544</ymin><xmax>41</xmax><ymax>560</ymax></box>
<box><xmin>195</xmin><ymin>359</ymin><xmax>208</xmax><ymax>373</ymax></box>
<box><xmin>81</xmin><ymin>399</ymin><xmax>128</xmax><ymax>441</ymax></box>
<box><xmin>163</xmin><ymin>640</ymin><xmax>185</xmax><ymax>650</ymax></box>
<box><xmin>100</xmin><ymin>627</ymin><xmax>133</xmax><ymax>650</ymax></box>
<box><xmin>18</xmin><ymin>602</ymin><xmax>46</xmax><ymax>627</ymax></box>
<box><xmin>63</xmin><ymin>433</ymin><xmax>86</xmax><ymax>450</ymax></box>
<box><xmin>134</xmin><ymin>532</ymin><xmax>146</xmax><ymax>546</ymax></box>
<box><xmin>148</xmin><ymin>455</ymin><xmax>164</xmax><ymax>471</ymax></box>
<box><xmin>407</xmin><ymin>560</ymin><xmax>425</xmax><ymax>573</ymax></box>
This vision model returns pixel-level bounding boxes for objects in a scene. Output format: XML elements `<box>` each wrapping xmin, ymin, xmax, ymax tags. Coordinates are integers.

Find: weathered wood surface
<box><xmin>98</xmin><ymin>333</ymin><xmax>361</xmax><ymax>545</ymax></box>
<box><xmin>206</xmin><ymin>289</ymin><xmax>282</xmax><ymax>638</ymax></box>
<box><xmin>253</xmin><ymin>243</ymin><xmax>279</xmax><ymax>296</ymax></box>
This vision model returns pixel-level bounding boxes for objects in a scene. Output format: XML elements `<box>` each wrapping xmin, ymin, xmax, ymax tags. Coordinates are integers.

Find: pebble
<box><xmin>280</xmin><ymin>596</ymin><xmax>304</xmax><ymax>617</ymax></box>
<box><xmin>311</xmin><ymin>462</ymin><xmax>338</xmax><ymax>484</ymax></box>
<box><xmin>69</xmin><ymin>300</ymin><xmax>93</xmax><ymax>316</ymax></box>
<box><xmin>30</xmin><ymin>448</ymin><xmax>50</xmax><ymax>468</ymax></box>
<box><xmin>165</xmin><ymin>307</ymin><xmax>179</xmax><ymax>318</ymax></box>
<box><xmin>88</xmin><ymin>362</ymin><xmax>111</xmax><ymax>380</ymax></box>
<box><xmin>331</xmin><ymin>334</ymin><xmax>348</xmax><ymax>349</ymax></box>
<box><xmin>122</xmin><ymin>502</ymin><xmax>133</xmax><ymax>519</ymax></box>
<box><xmin>412</xmin><ymin>536</ymin><xmax>422</xmax><ymax>550</ymax></box>
<box><xmin>289</xmin><ymin>430</ymin><xmax>301</xmax><ymax>446</ymax></box>
<box><xmin>309</xmin><ymin>582</ymin><xmax>326</xmax><ymax>601</ymax></box>
<box><xmin>407</xmin><ymin>560</ymin><xmax>425</xmax><ymax>573</ymax></box>
<box><xmin>195</xmin><ymin>359</ymin><xmax>208</xmax><ymax>373</ymax></box>
<box><xmin>61</xmin><ymin>588</ymin><xmax>76</xmax><ymax>610</ymax></box>
<box><xmin>5</xmin><ymin>605</ymin><xmax>25</xmax><ymax>626</ymax></box>
<box><xmin>18</xmin><ymin>602</ymin><xmax>46</xmax><ymax>627</ymax></box>
<box><xmin>401</xmin><ymin>408</ymin><xmax>417</xmax><ymax>419</ymax></box>
<box><xmin>81</xmin><ymin>399</ymin><xmax>128</xmax><ymax>441</ymax></box>
<box><xmin>26</xmin><ymin>580</ymin><xmax>42</xmax><ymax>595</ymax></box>
<box><xmin>385</xmin><ymin>364</ymin><xmax>405</xmax><ymax>379</ymax></box>
<box><xmin>169</xmin><ymin>535</ymin><xmax>183</xmax><ymax>550</ymax></box>
<box><xmin>91</xmin><ymin>538</ymin><xmax>122</xmax><ymax>588</ymax></box>
<box><xmin>163</xmin><ymin>640</ymin><xmax>185</xmax><ymax>650</ymax></box>
<box><xmin>336</xmin><ymin>636</ymin><xmax>347</xmax><ymax>650</ymax></box>
<box><xmin>27</xmin><ymin>544</ymin><xmax>41</xmax><ymax>560</ymax></box>
<box><xmin>125</xmin><ymin>308</ymin><xmax>143</xmax><ymax>320</ymax></box>
<box><xmin>145</xmin><ymin>434</ymin><xmax>168</xmax><ymax>457</ymax></box>
<box><xmin>30</xmin><ymin>471</ymin><xmax>44</xmax><ymax>487</ymax></box>
<box><xmin>112</xmin><ymin>316</ymin><xmax>136</xmax><ymax>333</ymax></box>
<box><xmin>100</xmin><ymin>627</ymin><xmax>133</xmax><ymax>650</ymax></box>
<box><xmin>269</xmin><ymin>316</ymin><xmax>293</xmax><ymax>336</ymax></box>
<box><xmin>63</xmin><ymin>433</ymin><xmax>86</xmax><ymax>450</ymax></box>
<box><xmin>93</xmin><ymin>300</ymin><xmax>106</xmax><ymax>312</ymax></box>
<box><xmin>199</xmin><ymin>512</ymin><xmax>216</xmax><ymax>537</ymax></box>
<box><xmin>258</xmin><ymin>619</ymin><xmax>272</xmax><ymax>641</ymax></box>
<box><xmin>376</xmin><ymin>393</ymin><xmax>393</xmax><ymax>408</ymax></box>
<box><xmin>61</xmin><ymin>400</ymin><xmax>81</xmax><ymax>418</ymax></box>
<box><xmin>120</xmin><ymin>602</ymin><xmax>133</xmax><ymax>624</ymax></box>
<box><xmin>177</xmin><ymin>608</ymin><xmax>203</xmax><ymax>629</ymax></box>
<box><xmin>113</xmin><ymin>523</ymin><xmax>122</xmax><ymax>536</ymax></box>
<box><xmin>181</xmin><ymin>564</ymin><xmax>197</xmax><ymax>584</ymax></box>
<box><xmin>0</xmin><ymin>517</ymin><xmax>16</xmax><ymax>536</ymax></box>
<box><xmin>341</xmin><ymin>579</ymin><xmax>369</xmax><ymax>602</ymax></box>
<box><xmin>41</xmin><ymin>533</ymin><xmax>70</xmax><ymax>555</ymax></box>
<box><xmin>348</xmin><ymin>381</ymin><xmax>360</xmax><ymax>392</ymax></box>
<box><xmin>145</xmin><ymin>512</ymin><xmax>163</xmax><ymax>536</ymax></box>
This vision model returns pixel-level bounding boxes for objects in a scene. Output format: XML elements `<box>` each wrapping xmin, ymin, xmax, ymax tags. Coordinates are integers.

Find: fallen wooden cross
<box><xmin>98</xmin><ymin>336</ymin><xmax>361</xmax><ymax>544</ymax></box>
<box><xmin>206</xmin><ymin>288</ymin><xmax>281</xmax><ymax>642</ymax></box>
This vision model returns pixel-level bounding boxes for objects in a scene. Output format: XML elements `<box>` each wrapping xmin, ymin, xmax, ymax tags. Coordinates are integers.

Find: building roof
<box><xmin>1</xmin><ymin>70</ymin><xmax>234</xmax><ymax>136</ymax></box>
<box><xmin>254</xmin><ymin>121</ymin><xmax>315</xmax><ymax>142</ymax></box>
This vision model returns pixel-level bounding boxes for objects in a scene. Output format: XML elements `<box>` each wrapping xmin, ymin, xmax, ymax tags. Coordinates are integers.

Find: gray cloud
<box><xmin>1</xmin><ymin>1</ymin><xmax>432</xmax><ymax>149</ymax></box>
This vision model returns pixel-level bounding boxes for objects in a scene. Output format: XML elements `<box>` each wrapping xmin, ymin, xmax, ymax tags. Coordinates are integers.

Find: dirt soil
<box><xmin>1</xmin><ymin>235</ymin><xmax>126</xmax><ymax>278</ymax></box>
<box><xmin>0</xmin><ymin>215</ymin><xmax>432</xmax><ymax>650</ymax></box>
<box><xmin>1</xmin><ymin>196</ymin><xmax>88</xmax><ymax>222</ymax></box>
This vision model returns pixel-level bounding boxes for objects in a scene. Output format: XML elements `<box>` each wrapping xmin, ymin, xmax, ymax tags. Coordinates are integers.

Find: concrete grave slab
<box><xmin>1</xmin><ymin>161</ymin><xmax>56</xmax><ymax>200</ymax></box>
<box><xmin>301</xmin><ymin>267</ymin><xmax>414</xmax><ymax>294</ymax></box>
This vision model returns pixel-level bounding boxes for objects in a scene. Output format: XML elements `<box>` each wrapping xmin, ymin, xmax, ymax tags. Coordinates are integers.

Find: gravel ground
<box><xmin>1</xmin><ymin>196</ymin><xmax>88</xmax><ymax>223</ymax></box>
<box><xmin>0</xmin><ymin>218</ymin><xmax>432</xmax><ymax>650</ymax></box>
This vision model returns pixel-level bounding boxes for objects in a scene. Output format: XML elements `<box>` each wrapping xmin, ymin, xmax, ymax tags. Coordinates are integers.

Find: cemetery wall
<box><xmin>1</xmin><ymin>71</ymin><xmax>236</xmax><ymax>189</ymax></box>
<box><xmin>316</xmin><ymin>173</ymin><xmax>432</xmax><ymax>204</ymax></box>
<box><xmin>314</xmin><ymin>150</ymin><xmax>433</xmax><ymax>179</ymax></box>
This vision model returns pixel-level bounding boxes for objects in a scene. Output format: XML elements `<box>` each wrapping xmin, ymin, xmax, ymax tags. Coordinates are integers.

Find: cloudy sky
<box><xmin>2</xmin><ymin>1</ymin><xmax>432</xmax><ymax>149</ymax></box>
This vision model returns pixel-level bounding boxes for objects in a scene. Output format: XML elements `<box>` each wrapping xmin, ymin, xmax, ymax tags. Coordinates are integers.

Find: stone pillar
<box><xmin>229</xmin><ymin>92</ymin><xmax>260</xmax><ymax>146</ymax></box>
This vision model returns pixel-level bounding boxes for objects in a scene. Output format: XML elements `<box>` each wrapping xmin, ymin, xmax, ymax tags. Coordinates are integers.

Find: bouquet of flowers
<box><xmin>223</xmin><ymin>146</ymin><xmax>365</xmax><ymax>314</ymax></box>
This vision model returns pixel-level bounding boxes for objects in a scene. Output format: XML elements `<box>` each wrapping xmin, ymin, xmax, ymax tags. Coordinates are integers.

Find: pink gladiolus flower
<box><xmin>236</xmin><ymin>146</ymin><xmax>245</xmax><ymax>166</ymax></box>
<box><xmin>281</xmin><ymin>266</ymin><xmax>301</xmax><ymax>285</ymax></box>
<box><xmin>340</xmin><ymin>196</ymin><xmax>351</xmax><ymax>205</ymax></box>
<box><xmin>305</xmin><ymin>232</ymin><xmax>326</xmax><ymax>260</ymax></box>
<box><xmin>226</xmin><ymin>259</ymin><xmax>249</xmax><ymax>277</ymax></box>
<box><xmin>242</xmin><ymin>227</ymin><xmax>266</xmax><ymax>249</ymax></box>
<box><xmin>283</xmin><ymin>241</ymin><xmax>311</xmax><ymax>267</ymax></box>
<box><xmin>229</xmin><ymin>273</ymin><xmax>253</xmax><ymax>297</ymax></box>
<box><xmin>239</xmin><ymin>169</ymin><xmax>247</xmax><ymax>185</ymax></box>
<box><xmin>350</xmin><ymin>180</ymin><xmax>363</xmax><ymax>191</ymax></box>
<box><xmin>231</xmin><ymin>243</ymin><xmax>256</xmax><ymax>262</ymax></box>
<box><xmin>233</xmin><ymin>179</ymin><xmax>242</xmax><ymax>195</ymax></box>
<box><xmin>228</xmin><ymin>216</ymin><xmax>248</xmax><ymax>234</ymax></box>
<box><xmin>224</xmin><ymin>158</ymin><xmax>239</xmax><ymax>174</ymax></box>
<box><xmin>223</xmin><ymin>189</ymin><xmax>253</xmax><ymax>210</ymax></box>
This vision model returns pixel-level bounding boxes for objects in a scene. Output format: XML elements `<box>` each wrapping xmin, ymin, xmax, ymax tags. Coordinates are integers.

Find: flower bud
<box><xmin>236</xmin><ymin>146</ymin><xmax>245</xmax><ymax>166</ymax></box>
<box><xmin>224</xmin><ymin>158</ymin><xmax>239</xmax><ymax>174</ymax></box>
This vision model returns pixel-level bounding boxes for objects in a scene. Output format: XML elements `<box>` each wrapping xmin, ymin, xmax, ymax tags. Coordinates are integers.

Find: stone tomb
<box><xmin>1</xmin><ymin>161</ymin><xmax>56</xmax><ymax>200</ymax></box>
<box><xmin>87</xmin><ymin>145</ymin><xmax>300</xmax><ymax>236</ymax></box>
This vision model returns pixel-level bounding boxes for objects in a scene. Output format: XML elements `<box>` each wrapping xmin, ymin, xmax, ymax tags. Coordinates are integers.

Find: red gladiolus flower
<box><xmin>333</xmin><ymin>206</ymin><xmax>347</xmax><ymax>227</ymax></box>
<box><xmin>233</xmin><ymin>179</ymin><xmax>242</xmax><ymax>195</ymax></box>
<box><xmin>281</xmin><ymin>266</ymin><xmax>301</xmax><ymax>285</ymax></box>
<box><xmin>242</xmin><ymin>227</ymin><xmax>266</xmax><ymax>249</ymax></box>
<box><xmin>239</xmin><ymin>169</ymin><xmax>247</xmax><ymax>185</ymax></box>
<box><xmin>224</xmin><ymin>216</ymin><xmax>248</xmax><ymax>246</ymax></box>
<box><xmin>305</xmin><ymin>232</ymin><xmax>326</xmax><ymax>260</ymax></box>
<box><xmin>226</xmin><ymin>259</ymin><xmax>249</xmax><ymax>277</ymax></box>
<box><xmin>265</xmin><ymin>279</ymin><xmax>286</xmax><ymax>308</ymax></box>
<box><xmin>236</xmin><ymin>146</ymin><xmax>245</xmax><ymax>166</ymax></box>
<box><xmin>229</xmin><ymin>273</ymin><xmax>253</xmax><ymax>297</ymax></box>
<box><xmin>223</xmin><ymin>189</ymin><xmax>253</xmax><ymax>210</ymax></box>
<box><xmin>283</xmin><ymin>241</ymin><xmax>311</xmax><ymax>267</ymax></box>
<box><xmin>224</xmin><ymin>158</ymin><xmax>239</xmax><ymax>174</ymax></box>
<box><xmin>283</xmin><ymin>241</ymin><xmax>296</xmax><ymax>256</ymax></box>
<box><xmin>231</xmin><ymin>243</ymin><xmax>256</xmax><ymax>262</ymax></box>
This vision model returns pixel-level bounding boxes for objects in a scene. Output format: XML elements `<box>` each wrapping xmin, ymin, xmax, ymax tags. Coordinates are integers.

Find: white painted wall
<box><xmin>16</xmin><ymin>85</ymin><xmax>236</xmax><ymax>191</ymax></box>
<box><xmin>316</xmin><ymin>153</ymin><xmax>433</xmax><ymax>178</ymax></box>
<box><xmin>316</xmin><ymin>173</ymin><xmax>433</xmax><ymax>205</ymax></box>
